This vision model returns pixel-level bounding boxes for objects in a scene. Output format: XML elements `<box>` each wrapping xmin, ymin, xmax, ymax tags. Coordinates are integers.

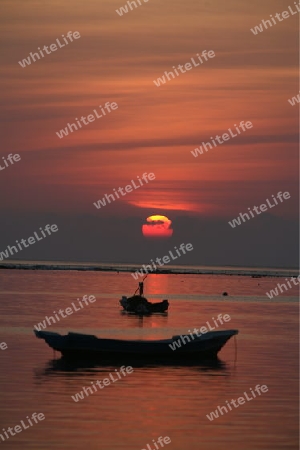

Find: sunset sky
<box><xmin>0</xmin><ymin>0</ymin><xmax>298</xmax><ymax>267</ymax></box>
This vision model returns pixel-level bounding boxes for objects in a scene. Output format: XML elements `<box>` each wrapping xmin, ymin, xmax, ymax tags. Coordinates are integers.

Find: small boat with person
<box><xmin>120</xmin><ymin>279</ymin><xmax>169</xmax><ymax>314</ymax></box>
<box><xmin>120</xmin><ymin>295</ymin><xmax>169</xmax><ymax>314</ymax></box>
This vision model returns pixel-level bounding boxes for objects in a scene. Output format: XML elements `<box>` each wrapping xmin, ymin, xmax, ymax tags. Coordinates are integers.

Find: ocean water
<box><xmin>0</xmin><ymin>269</ymin><xmax>298</xmax><ymax>449</ymax></box>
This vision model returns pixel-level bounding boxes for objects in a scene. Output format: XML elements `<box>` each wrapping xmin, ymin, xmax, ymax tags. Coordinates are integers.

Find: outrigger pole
<box><xmin>133</xmin><ymin>273</ymin><xmax>148</xmax><ymax>296</ymax></box>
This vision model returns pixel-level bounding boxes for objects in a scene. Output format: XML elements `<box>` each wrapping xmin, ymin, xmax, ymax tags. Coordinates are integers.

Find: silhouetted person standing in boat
<box><xmin>139</xmin><ymin>282</ymin><xmax>144</xmax><ymax>297</ymax></box>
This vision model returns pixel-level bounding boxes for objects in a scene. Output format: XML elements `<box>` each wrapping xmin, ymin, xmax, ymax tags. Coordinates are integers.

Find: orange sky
<box><xmin>0</xmin><ymin>0</ymin><xmax>298</xmax><ymax>219</ymax></box>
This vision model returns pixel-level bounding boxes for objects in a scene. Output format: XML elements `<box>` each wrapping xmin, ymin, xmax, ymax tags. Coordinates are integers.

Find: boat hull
<box><xmin>119</xmin><ymin>296</ymin><xmax>169</xmax><ymax>314</ymax></box>
<box><xmin>34</xmin><ymin>329</ymin><xmax>238</xmax><ymax>361</ymax></box>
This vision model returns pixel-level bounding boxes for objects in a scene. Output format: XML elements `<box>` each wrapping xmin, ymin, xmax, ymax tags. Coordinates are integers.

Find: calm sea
<box><xmin>0</xmin><ymin>268</ymin><xmax>298</xmax><ymax>450</ymax></box>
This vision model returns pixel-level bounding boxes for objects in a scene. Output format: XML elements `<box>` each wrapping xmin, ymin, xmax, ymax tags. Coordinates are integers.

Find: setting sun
<box><xmin>142</xmin><ymin>215</ymin><xmax>173</xmax><ymax>238</ymax></box>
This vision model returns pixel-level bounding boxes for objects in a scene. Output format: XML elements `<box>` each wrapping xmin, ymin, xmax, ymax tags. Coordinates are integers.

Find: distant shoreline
<box><xmin>0</xmin><ymin>261</ymin><xmax>297</xmax><ymax>278</ymax></box>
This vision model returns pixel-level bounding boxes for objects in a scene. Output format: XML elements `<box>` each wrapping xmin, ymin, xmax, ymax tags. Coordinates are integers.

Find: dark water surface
<box><xmin>0</xmin><ymin>270</ymin><xmax>298</xmax><ymax>449</ymax></box>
